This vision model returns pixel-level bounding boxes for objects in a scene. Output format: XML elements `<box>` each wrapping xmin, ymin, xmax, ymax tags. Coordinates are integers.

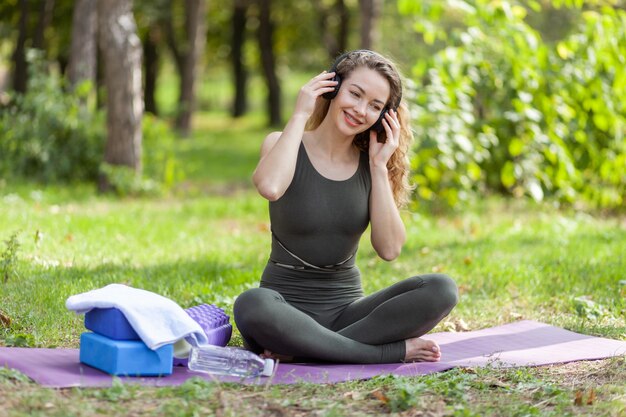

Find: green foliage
<box><xmin>162</xmin><ymin>378</ymin><xmax>215</xmax><ymax>400</ymax></box>
<box><xmin>385</xmin><ymin>370</ymin><xmax>475</xmax><ymax>412</ymax></box>
<box><xmin>403</xmin><ymin>1</ymin><xmax>626</xmax><ymax>209</ymax></box>
<box><xmin>3</xmin><ymin>332</ymin><xmax>35</xmax><ymax>347</ymax></box>
<box><xmin>0</xmin><ymin>52</ymin><xmax>183</xmax><ymax>193</ymax></box>
<box><xmin>0</xmin><ymin>367</ymin><xmax>33</xmax><ymax>385</ymax></box>
<box><xmin>1</xmin><ymin>231</ymin><xmax>21</xmax><ymax>284</ymax></box>
<box><xmin>99</xmin><ymin>163</ymin><xmax>162</xmax><ymax>197</ymax></box>
<box><xmin>552</xmin><ymin>8</ymin><xmax>626</xmax><ymax>208</ymax></box>
<box><xmin>0</xmin><ymin>51</ymin><xmax>105</xmax><ymax>183</ymax></box>
<box><xmin>142</xmin><ymin>114</ymin><xmax>184</xmax><ymax>190</ymax></box>
<box><xmin>572</xmin><ymin>295</ymin><xmax>611</xmax><ymax>320</ymax></box>
<box><xmin>92</xmin><ymin>378</ymin><xmax>135</xmax><ymax>402</ymax></box>
<box><xmin>99</xmin><ymin>114</ymin><xmax>183</xmax><ymax>197</ymax></box>
<box><xmin>377</xmin><ymin>365</ymin><xmax>581</xmax><ymax>416</ymax></box>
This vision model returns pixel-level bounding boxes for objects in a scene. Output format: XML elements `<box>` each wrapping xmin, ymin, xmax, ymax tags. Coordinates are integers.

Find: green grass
<box><xmin>1</xmin><ymin>106</ymin><xmax>625</xmax><ymax>415</ymax></box>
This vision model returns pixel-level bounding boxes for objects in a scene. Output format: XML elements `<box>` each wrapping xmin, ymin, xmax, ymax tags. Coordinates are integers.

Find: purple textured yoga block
<box><xmin>186</xmin><ymin>304</ymin><xmax>232</xmax><ymax>346</ymax></box>
<box><xmin>173</xmin><ymin>304</ymin><xmax>232</xmax><ymax>367</ymax></box>
<box><xmin>84</xmin><ymin>308</ymin><xmax>140</xmax><ymax>340</ymax></box>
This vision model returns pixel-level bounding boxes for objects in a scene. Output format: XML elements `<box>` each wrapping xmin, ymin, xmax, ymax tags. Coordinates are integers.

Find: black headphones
<box><xmin>322</xmin><ymin>50</ymin><xmax>402</xmax><ymax>134</ymax></box>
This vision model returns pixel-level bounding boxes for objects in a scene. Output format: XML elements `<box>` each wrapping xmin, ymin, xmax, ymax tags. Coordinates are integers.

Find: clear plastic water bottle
<box><xmin>188</xmin><ymin>345</ymin><xmax>275</xmax><ymax>378</ymax></box>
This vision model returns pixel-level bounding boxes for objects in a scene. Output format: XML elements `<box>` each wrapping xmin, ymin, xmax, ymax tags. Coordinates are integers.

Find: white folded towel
<box><xmin>66</xmin><ymin>283</ymin><xmax>208</xmax><ymax>350</ymax></box>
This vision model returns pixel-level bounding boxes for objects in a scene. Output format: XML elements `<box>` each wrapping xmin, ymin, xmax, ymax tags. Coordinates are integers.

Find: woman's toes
<box><xmin>405</xmin><ymin>338</ymin><xmax>442</xmax><ymax>362</ymax></box>
<box><xmin>261</xmin><ymin>349</ymin><xmax>294</xmax><ymax>362</ymax></box>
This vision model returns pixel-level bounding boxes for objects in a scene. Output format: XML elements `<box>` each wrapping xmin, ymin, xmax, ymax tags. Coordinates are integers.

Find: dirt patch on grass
<box><xmin>537</xmin><ymin>357</ymin><xmax>626</xmax><ymax>386</ymax></box>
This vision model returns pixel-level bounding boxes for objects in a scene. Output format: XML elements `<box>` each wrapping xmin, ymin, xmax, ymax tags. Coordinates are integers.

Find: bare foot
<box><xmin>260</xmin><ymin>349</ymin><xmax>294</xmax><ymax>363</ymax></box>
<box><xmin>404</xmin><ymin>337</ymin><xmax>441</xmax><ymax>362</ymax></box>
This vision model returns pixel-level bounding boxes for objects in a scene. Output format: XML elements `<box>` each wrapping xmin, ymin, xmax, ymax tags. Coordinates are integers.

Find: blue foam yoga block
<box><xmin>79</xmin><ymin>332</ymin><xmax>173</xmax><ymax>376</ymax></box>
<box><xmin>84</xmin><ymin>308</ymin><xmax>140</xmax><ymax>340</ymax></box>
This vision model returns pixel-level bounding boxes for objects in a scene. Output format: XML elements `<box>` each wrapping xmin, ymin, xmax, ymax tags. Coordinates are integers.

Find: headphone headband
<box><xmin>324</xmin><ymin>50</ymin><xmax>402</xmax><ymax>109</ymax></box>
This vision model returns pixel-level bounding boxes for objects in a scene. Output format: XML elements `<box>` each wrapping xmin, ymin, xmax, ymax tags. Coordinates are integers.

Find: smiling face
<box><xmin>329</xmin><ymin>66</ymin><xmax>391</xmax><ymax>136</ymax></box>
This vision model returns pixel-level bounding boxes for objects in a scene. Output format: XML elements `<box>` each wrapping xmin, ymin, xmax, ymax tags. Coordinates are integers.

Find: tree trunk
<box><xmin>257</xmin><ymin>0</ymin><xmax>281</xmax><ymax>126</ymax></box>
<box><xmin>314</xmin><ymin>0</ymin><xmax>350</xmax><ymax>62</ymax></box>
<box><xmin>313</xmin><ymin>0</ymin><xmax>335</xmax><ymax>60</ymax></box>
<box><xmin>143</xmin><ymin>24</ymin><xmax>160</xmax><ymax>115</ymax></box>
<box><xmin>336</xmin><ymin>0</ymin><xmax>349</xmax><ymax>54</ymax></box>
<box><xmin>176</xmin><ymin>0</ymin><xmax>207</xmax><ymax>136</ymax></box>
<box><xmin>33</xmin><ymin>0</ymin><xmax>55</xmax><ymax>50</ymax></box>
<box><xmin>165</xmin><ymin>0</ymin><xmax>207</xmax><ymax>136</ymax></box>
<box><xmin>98</xmin><ymin>0</ymin><xmax>143</xmax><ymax>192</ymax></box>
<box><xmin>359</xmin><ymin>0</ymin><xmax>382</xmax><ymax>50</ymax></box>
<box><xmin>96</xmin><ymin>46</ymin><xmax>105</xmax><ymax>109</ymax></box>
<box><xmin>57</xmin><ymin>55</ymin><xmax>68</xmax><ymax>78</ymax></box>
<box><xmin>313</xmin><ymin>0</ymin><xmax>349</xmax><ymax>60</ymax></box>
<box><xmin>11</xmin><ymin>0</ymin><xmax>29</xmax><ymax>94</ymax></box>
<box><xmin>68</xmin><ymin>0</ymin><xmax>97</xmax><ymax>90</ymax></box>
<box><xmin>231</xmin><ymin>0</ymin><xmax>248</xmax><ymax>117</ymax></box>
<box><xmin>164</xmin><ymin>0</ymin><xmax>184</xmax><ymax>77</ymax></box>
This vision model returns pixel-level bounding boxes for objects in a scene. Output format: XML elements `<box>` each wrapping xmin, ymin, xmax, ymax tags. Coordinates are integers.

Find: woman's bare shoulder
<box><xmin>259</xmin><ymin>131</ymin><xmax>283</xmax><ymax>157</ymax></box>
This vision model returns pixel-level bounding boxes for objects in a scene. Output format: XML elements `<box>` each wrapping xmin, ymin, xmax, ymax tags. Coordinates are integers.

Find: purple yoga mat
<box><xmin>1</xmin><ymin>320</ymin><xmax>625</xmax><ymax>388</ymax></box>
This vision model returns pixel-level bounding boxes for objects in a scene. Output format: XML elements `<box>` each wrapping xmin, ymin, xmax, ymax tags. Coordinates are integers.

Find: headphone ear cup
<box><xmin>322</xmin><ymin>73</ymin><xmax>341</xmax><ymax>100</ymax></box>
<box><xmin>371</xmin><ymin>109</ymin><xmax>387</xmax><ymax>134</ymax></box>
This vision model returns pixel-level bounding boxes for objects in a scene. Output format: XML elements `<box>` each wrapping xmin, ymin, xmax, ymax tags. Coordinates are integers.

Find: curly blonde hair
<box><xmin>305</xmin><ymin>50</ymin><xmax>414</xmax><ymax>208</ymax></box>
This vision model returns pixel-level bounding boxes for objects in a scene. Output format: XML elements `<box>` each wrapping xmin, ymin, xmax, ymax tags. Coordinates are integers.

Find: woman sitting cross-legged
<box><xmin>234</xmin><ymin>50</ymin><xmax>458</xmax><ymax>364</ymax></box>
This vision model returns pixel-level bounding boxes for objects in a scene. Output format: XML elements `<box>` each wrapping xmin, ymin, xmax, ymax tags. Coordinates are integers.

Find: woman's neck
<box><xmin>306</xmin><ymin>117</ymin><xmax>356</xmax><ymax>162</ymax></box>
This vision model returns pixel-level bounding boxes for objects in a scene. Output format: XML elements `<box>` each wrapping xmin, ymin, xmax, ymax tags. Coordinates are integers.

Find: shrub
<box><xmin>141</xmin><ymin>113</ymin><xmax>184</xmax><ymax>190</ymax></box>
<box><xmin>0</xmin><ymin>51</ymin><xmax>183</xmax><ymax>194</ymax></box>
<box><xmin>1</xmin><ymin>231</ymin><xmax>20</xmax><ymax>284</ymax></box>
<box><xmin>99</xmin><ymin>114</ymin><xmax>183</xmax><ymax>197</ymax></box>
<box><xmin>402</xmin><ymin>1</ymin><xmax>626</xmax><ymax>210</ymax></box>
<box><xmin>0</xmin><ymin>51</ymin><xmax>104</xmax><ymax>183</ymax></box>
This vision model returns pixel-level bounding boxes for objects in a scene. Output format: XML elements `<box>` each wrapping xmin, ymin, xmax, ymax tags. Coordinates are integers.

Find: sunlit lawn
<box><xmin>1</xmin><ymin>83</ymin><xmax>625</xmax><ymax>415</ymax></box>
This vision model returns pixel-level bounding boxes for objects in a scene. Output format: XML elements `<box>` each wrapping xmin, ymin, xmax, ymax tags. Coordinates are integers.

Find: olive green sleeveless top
<box><xmin>269</xmin><ymin>142</ymin><xmax>371</xmax><ymax>270</ymax></box>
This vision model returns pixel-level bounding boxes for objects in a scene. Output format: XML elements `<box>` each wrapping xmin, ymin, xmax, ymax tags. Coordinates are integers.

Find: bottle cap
<box><xmin>261</xmin><ymin>359</ymin><xmax>275</xmax><ymax>377</ymax></box>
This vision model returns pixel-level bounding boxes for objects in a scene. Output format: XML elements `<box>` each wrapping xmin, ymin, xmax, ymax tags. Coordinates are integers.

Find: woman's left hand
<box><xmin>369</xmin><ymin>109</ymin><xmax>400</xmax><ymax>169</ymax></box>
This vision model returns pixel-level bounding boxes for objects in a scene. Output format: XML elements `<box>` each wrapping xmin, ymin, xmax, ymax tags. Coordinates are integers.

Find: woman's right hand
<box><xmin>293</xmin><ymin>71</ymin><xmax>338</xmax><ymax>118</ymax></box>
<box><xmin>253</xmin><ymin>72</ymin><xmax>336</xmax><ymax>201</ymax></box>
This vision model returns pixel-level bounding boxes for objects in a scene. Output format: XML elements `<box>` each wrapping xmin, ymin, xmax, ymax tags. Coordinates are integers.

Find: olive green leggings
<box><xmin>233</xmin><ymin>270</ymin><xmax>458</xmax><ymax>363</ymax></box>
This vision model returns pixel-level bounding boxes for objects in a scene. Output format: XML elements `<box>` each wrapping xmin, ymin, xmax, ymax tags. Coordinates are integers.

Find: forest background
<box><xmin>0</xmin><ymin>1</ymin><xmax>625</xmax><ymax>416</ymax></box>
<box><xmin>0</xmin><ymin>0</ymin><xmax>624</xmax><ymax>210</ymax></box>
